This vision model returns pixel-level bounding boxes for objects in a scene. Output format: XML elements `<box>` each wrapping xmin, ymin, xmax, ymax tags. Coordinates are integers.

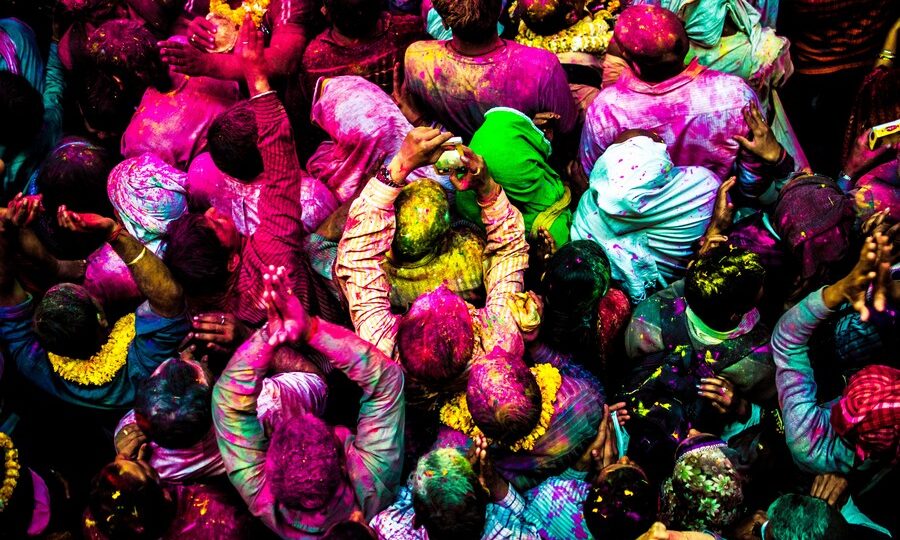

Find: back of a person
<box><xmin>780</xmin><ymin>0</ymin><xmax>900</xmax><ymax>75</ymax></box>
<box><xmin>582</xmin><ymin>63</ymin><xmax>754</xmax><ymax>180</ymax></box>
<box><xmin>405</xmin><ymin>39</ymin><xmax>575</xmax><ymax>140</ymax></box>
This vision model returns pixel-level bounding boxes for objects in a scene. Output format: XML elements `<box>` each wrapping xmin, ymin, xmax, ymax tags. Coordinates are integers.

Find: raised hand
<box><xmin>574</xmin><ymin>404</ymin><xmax>618</xmax><ymax>472</ymax></box>
<box><xmin>264</xmin><ymin>265</ymin><xmax>311</xmax><ymax>346</ymax></box>
<box><xmin>187</xmin><ymin>16</ymin><xmax>217</xmax><ymax>51</ymax></box>
<box><xmin>6</xmin><ymin>193</ymin><xmax>44</xmax><ymax>228</ymax></box>
<box><xmin>698</xmin><ymin>376</ymin><xmax>750</xmax><ymax>421</ymax></box>
<box><xmin>810</xmin><ymin>473</ymin><xmax>850</xmax><ymax>507</ymax></box>
<box><xmin>189</xmin><ymin>311</ymin><xmax>248</xmax><ymax>354</ymax></box>
<box><xmin>823</xmin><ymin>232</ymin><xmax>893</xmax><ymax>320</ymax></box>
<box><xmin>235</xmin><ymin>14</ymin><xmax>269</xmax><ymax>92</ymax></box>
<box><xmin>388</xmin><ymin>128</ymin><xmax>455</xmax><ymax>183</ymax></box>
<box><xmin>158</xmin><ymin>36</ymin><xmax>208</xmax><ymax>77</ymax></box>
<box><xmin>470</xmin><ymin>435</ymin><xmax>509</xmax><ymax>501</ymax></box>
<box><xmin>733</xmin><ymin>101</ymin><xmax>783</xmax><ymax>163</ymax></box>
<box><xmin>453</xmin><ymin>146</ymin><xmax>499</xmax><ymax>201</ymax></box>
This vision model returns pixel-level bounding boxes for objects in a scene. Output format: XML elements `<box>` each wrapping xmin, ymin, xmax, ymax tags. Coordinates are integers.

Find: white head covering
<box><xmin>107</xmin><ymin>153</ymin><xmax>188</xmax><ymax>255</ymax></box>
<box><xmin>256</xmin><ymin>372</ymin><xmax>329</xmax><ymax>433</ymax></box>
<box><xmin>571</xmin><ymin>136</ymin><xmax>719</xmax><ymax>302</ymax></box>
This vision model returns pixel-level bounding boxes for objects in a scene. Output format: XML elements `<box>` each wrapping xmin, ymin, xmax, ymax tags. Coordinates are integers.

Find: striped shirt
<box><xmin>335</xmin><ymin>178</ymin><xmax>529</xmax><ymax>362</ymax></box>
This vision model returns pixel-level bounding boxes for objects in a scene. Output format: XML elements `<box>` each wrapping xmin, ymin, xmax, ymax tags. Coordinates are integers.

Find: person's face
<box><xmin>203</xmin><ymin>207</ymin><xmax>241</xmax><ymax>253</ymax></box>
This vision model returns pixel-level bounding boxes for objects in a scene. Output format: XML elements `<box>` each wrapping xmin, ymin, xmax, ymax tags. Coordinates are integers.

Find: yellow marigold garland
<box><xmin>47</xmin><ymin>313</ymin><xmax>135</xmax><ymax>387</ymax></box>
<box><xmin>0</xmin><ymin>433</ymin><xmax>20</xmax><ymax>512</ymax></box>
<box><xmin>209</xmin><ymin>0</ymin><xmax>271</xmax><ymax>28</ymax></box>
<box><xmin>439</xmin><ymin>363</ymin><xmax>563</xmax><ymax>452</ymax></box>
<box><xmin>513</xmin><ymin>0</ymin><xmax>622</xmax><ymax>55</ymax></box>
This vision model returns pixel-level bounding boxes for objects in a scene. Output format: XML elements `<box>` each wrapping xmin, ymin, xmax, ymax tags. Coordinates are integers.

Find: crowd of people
<box><xmin>0</xmin><ymin>0</ymin><xmax>898</xmax><ymax>538</ymax></box>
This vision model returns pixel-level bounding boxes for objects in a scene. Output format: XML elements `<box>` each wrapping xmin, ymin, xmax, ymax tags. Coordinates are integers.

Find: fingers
<box><xmin>136</xmin><ymin>442</ymin><xmax>152</xmax><ymax>463</ymax></box>
<box><xmin>732</xmin><ymin>134</ymin><xmax>751</xmax><ymax>151</ymax></box>
<box><xmin>608</xmin><ymin>402</ymin><xmax>631</xmax><ymax>424</ymax></box>
<box><xmin>717</xmin><ymin>176</ymin><xmax>737</xmax><ymax>201</ymax></box>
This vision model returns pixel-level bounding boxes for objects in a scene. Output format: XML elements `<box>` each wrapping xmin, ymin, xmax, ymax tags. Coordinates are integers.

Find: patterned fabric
<box><xmin>213</xmin><ymin>321</ymin><xmax>405</xmax><ymax>538</ymax></box>
<box><xmin>773</xmin><ymin>175</ymin><xmax>855</xmax><ymax>281</ymax></box>
<box><xmin>307</xmin><ymin>76</ymin><xmax>450</xmax><ymax>203</ymax></box>
<box><xmin>456</xmin><ymin>107</ymin><xmax>572</xmax><ymax>247</ymax></box>
<box><xmin>854</xmin><ymin>160</ymin><xmax>900</xmax><ymax>219</ymax></box>
<box><xmin>228</xmin><ymin>93</ymin><xmax>344</xmax><ymax>327</ymax></box>
<box><xmin>121</xmin><ymin>67</ymin><xmax>241</xmax><ymax>171</ymax></box>
<box><xmin>107</xmin><ymin>153</ymin><xmax>189</xmax><ymax>255</ymax></box>
<box><xmin>579</xmin><ymin>59</ymin><xmax>795</xmax><ymax>199</ymax></box>
<box><xmin>404</xmin><ymin>40</ymin><xmax>578</xmax><ymax>140</ymax></box>
<box><xmin>300</xmin><ymin>13</ymin><xmax>425</xmax><ymax>98</ymax></box>
<box><xmin>523</xmin><ymin>469</ymin><xmax>593</xmax><ymax>540</ymax></box>
<box><xmin>571</xmin><ymin>136</ymin><xmax>718</xmax><ymax>303</ymax></box>
<box><xmin>335</xmin><ymin>178</ymin><xmax>529</xmax><ymax>364</ymax></box>
<box><xmin>370</xmin><ymin>483</ymin><xmax>541</xmax><ymax>539</ymax></box>
<box><xmin>771</xmin><ymin>287</ymin><xmax>857</xmax><ymax>473</ymax></box>
<box><xmin>830</xmin><ymin>365</ymin><xmax>900</xmax><ymax>462</ymax></box>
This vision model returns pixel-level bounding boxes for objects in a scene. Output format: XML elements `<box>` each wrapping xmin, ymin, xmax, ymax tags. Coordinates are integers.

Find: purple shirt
<box><xmin>580</xmin><ymin>59</ymin><xmax>788</xmax><ymax>199</ymax></box>
<box><xmin>404</xmin><ymin>40</ymin><xmax>577</xmax><ymax>140</ymax></box>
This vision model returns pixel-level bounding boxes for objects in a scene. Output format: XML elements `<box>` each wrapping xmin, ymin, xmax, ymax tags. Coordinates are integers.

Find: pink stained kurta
<box><xmin>580</xmin><ymin>58</ymin><xmax>792</xmax><ymax>199</ymax></box>
<box><xmin>307</xmin><ymin>76</ymin><xmax>449</xmax><ymax>203</ymax></box>
<box><xmin>404</xmin><ymin>40</ymin><xmax>578</xmax><ymax>141</ymax></box>
<box><xmin>121</xmin><ymin>69</ymin><xmax>241</xmax><ymax>171</ymax></box>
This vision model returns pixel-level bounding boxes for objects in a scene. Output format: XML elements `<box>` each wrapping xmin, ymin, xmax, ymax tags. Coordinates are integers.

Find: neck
<box><xmin>331</xmin><ymin>19</ymin><xmax>382</xmax><ymax>45</ymax></box>
<box><xmin>449</xmin><ymin>34</ymin><xmax>503</xmax><ymax>56</ymax></box>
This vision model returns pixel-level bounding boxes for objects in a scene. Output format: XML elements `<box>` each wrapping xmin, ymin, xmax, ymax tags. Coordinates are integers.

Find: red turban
<box><xmin>831</xmin><ymin>365</ymin><xmax>900</xmax><ymax>461</ymax></box>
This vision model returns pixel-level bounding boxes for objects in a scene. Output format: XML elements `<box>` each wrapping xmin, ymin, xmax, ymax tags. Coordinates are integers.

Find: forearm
<box><xmin>481</xmin><ymin>189</ymin><xmax>529</xmax><ymax>312</ymax></box>
<box><xmin>307</xmin><ymin>318</ymin><xmax>390</xmax><ymax>398</ymax></box>
<box><xmin>109</xmin><ymin>231</ymin><xmax>183</xmax><ymax>317</ymax></box>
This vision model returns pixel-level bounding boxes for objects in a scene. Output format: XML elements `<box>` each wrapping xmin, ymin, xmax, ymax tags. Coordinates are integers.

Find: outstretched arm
<box><xmin>57</xmin><ymin>208</ymin><xmax>183</xmax><ymax>317</ymax></box>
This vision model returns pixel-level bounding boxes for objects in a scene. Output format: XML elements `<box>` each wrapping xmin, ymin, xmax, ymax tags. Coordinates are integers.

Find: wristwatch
<box><xmin>376</xmin><ymin>166</ymin><xmax>405</xmax><ymax>189</ymax></box>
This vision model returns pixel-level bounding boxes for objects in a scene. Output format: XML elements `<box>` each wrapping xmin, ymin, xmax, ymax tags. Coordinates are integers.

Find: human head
<box><xmin>764</xmin><ymin>494</ymin><xmax>851</xmax><ymax>540</ymax></box>
<box><xmin>516</xmin><ymin>0</ymin><xmax>579</xmax><ymax>35</ymax></box>
<box><xmin>392</xmin><ymin>179</ymin><xmax>451</xmax><ymax>262</ymax></box>
<box><xmin>84</xmin><ymin>19</ymin><xmax>170</xmax><ymax>93</ymax></box>
<box><xmin>0</xmin><ymin>71</ymin><xmax>43</xmax><ymax>153</ymax></box>
<box><xmin>466</xmin><ymin>349</ymin><xmax>541</xmax><ymax>446</ymax></box>
<box><xmin>322</xmin><ymin>0</ymin><xmax>386</xmax><ymax>38</ymax></box>
<box><xmin>432</xmin><ymin>0</ymin><xmax>503</xmax><ymax>43</ymax></box>
<box><xmin>108</xmin><ymin>154</ymin><xmax>189</xmax><ymax>254</ymax></box>
<box><xmin>661</xmin><ymin>435</ymin><xmax>743</xmax><ymax>532</ymax></box>
<box><xmin>684</xmin><ymin>246</ymin><xmax>765</xmax><ymax>332</ymax></box>
<box><xmin>207</xmin><ymin>103</ymin><xmax>265</xmax><ymax>182</ymax></box>
<box><xmin>830</xmin><ymin>364</ymin><xmax>900</xmax><ymax>463</ymax></box>
<box><xmin>87</xmin><ymin>457</ymin><xmax>173</xmax><ymax>540</ymax></box>
<box><xmin>163</xmin><ymin>209</ymin><xmax>240</xmax><ymax>301</ymax></box>
<box><xmin>774</xmin><ymin>175</ymin><xmax>855</xmax><ymax>289</ymax></box>
<box><xmin>135</xmin><ymin>358</ymin><xmax>213</xmax><ymax>449</ymax></box>
<box><xmin>0</xmin><ymin>432</ymin><xmax>37</xmax><ymax>535</ymax></box>
<box><xmin>397</xmin><ymin>285</ymin><xmax>474</xmax><ymax>390</ymax></box>
<box><xmin>842</xmin><ymin>66</ymin><xmax>900</xmax><ymax>167</ymax></box>
<box><xmin>265</xmin><ymin>414</ymin><xmax>344</xmax><ymax>510</ymax></box>
<box><xmin>583</xmin><ymin>464</ymin><xmax>657</xmax><ymax>539</ymax></box>
<box><xmin>612</xmin><ymin>6</ymin><xmax>689</xmax><ymax>83</ymax></box>
<box><xmin>37</xmin><ymin>138</ymin><xmax>115</xmax><ymax>216</ymax></box>
<box><xmin>539</xmin><ymin>240</ymin><xmax>611</xmax><ymax>361</ymax></box>
<box><xmin>34</xmin><ymin>283</ymin><xmax>106</xmax><ymax>359</ymax></box>
<box><xmin>411</xmin><ymin>448</ymin><xmax>488</xmax><ymax>540</ymax></box>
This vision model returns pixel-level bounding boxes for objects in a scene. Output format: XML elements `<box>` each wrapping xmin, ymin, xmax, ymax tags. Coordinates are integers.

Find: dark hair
<box><xmin>684</xmin><ymin>246</ymin><xmax>765</xmax><ymax>332</ymax></box>
<box><xmin>75</xmin><ymin>71</ymin><xmax>138</xmax><ymax>135</ymax></box>
<box><xmin>323</xmin><ymin>0</ymin><xmax>386</xmax><ymax>38</ymax></box>
<box><xmin>766</xmin><ymin>494</ymin><xmax>851</xmax><ymax>540</ymax></box>
<box><xmin>432</xmin><ymin>0</ymin><xmax>502</xmax><ymax>42</ymax></box>
<box><xmin>322</xmin><ymin>521</ymin><xmax>377</xmax><ymax>540</ymax></box>
<box><xmin>87</xmin><ymin>461</ymin><xmax>174</xmax><ymax>540</ymax></box>
<box><xmin>266</xmin><ymin>414</ymin><xmax>343</xmax><ymax>510</ymax></box>
<box><xmin>163</xmin><ymin>213</ymin><xmax>234</xmax><ymax>299</ymax></box>
<box><xmin>843</xmin><ymin>66</ymin><xmax>900</xmax><ymax>167</ymax></box>
<box><xmin>583</xmin><ymin>465</ymin><xmax>657</xmax><ymax>539</ymax></box>
<box><xmin>539</xmin><ymin>240</ymin><xmax>611</xmax><ymax>366</ymax></box>
<box><xmin>34</xmin><ymin>284</ymin><xmax>104</xmax><ymax>359</ymax></box>
<box><xmin>207</xmin><ymin>104</ymin><xmax>264</xmax><ymax>181</ymax></box>
<box><xmin>466</xmin><ymin>352</ymin><xmax>542</xmax><ymax>446</ymax></box>
<box><xmin>412</xmin><ymin>449</ymin><xmax>488</xmax><ymax>540</ymax></box>
<box><xmin>0</xmin><ymin>71</ymin><xmax>44</xmax><ymax>151</ymax></box>
<box><xmin>135</xmin><ymin>359</ymin><xmax>213</xmax><ymax>449</ymax></box>
<box><xmin>84</xmin><ymin>19</ymin><xmax>171</xmax><ymax>93</ymax></box>
<box><xmin>37</xmin><ymin>139</ymin><xmax>116</xmax><ymax>216</ymax></box>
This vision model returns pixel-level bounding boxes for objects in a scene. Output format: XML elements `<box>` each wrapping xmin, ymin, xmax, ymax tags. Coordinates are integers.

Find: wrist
<box><xmin>822</xmin><ymin>281</ymin><xmax>848</xmax><ymax>310</ymax></box>
<box><xmin>247</xmin><ymin>73</ymin><xmax>271</xmax><ymax>96</ymax></box>
<box><xmin>387</xmin><ymin>156</ymin><xmax>411</xmax><ymax>185</ymax></box>
<box><xmin>476</xmin><ymin>180</ymin><xmax>501</xmax><ymax>205</ymax></box>
<box><xmin>763</xmin><ymin>146</ymin><xmax>785</xmax><ymax>165</ymax></box>
<box><xmin>106</xmin><ymin>222</ymin><xmax>125</xmax><ymax>243</ymax></box>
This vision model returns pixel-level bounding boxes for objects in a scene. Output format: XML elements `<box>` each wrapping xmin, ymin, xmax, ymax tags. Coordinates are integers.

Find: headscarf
<box><xmin>613</xmin><ymin>5</ymin><xmax>688</xmax><ymax>61</ymax></box>
<box><xmin>774</xmin><ymin>175</ymin><xmax>855</xmax><ymax>281</ymax></box>
<box><xmin>831</xmin><ymin>365</ymin><xmax>900</xmax><ymax>462</ymax></box>
<box><xmin>570</xmin><ymin>135</ymin><xmax>718</xmax><ymax>303</ymax></box>
<box><xmin>457</xmin><ymin>107</ymin><xmax>571</xmax><ymax>246</ymax></box>
<box><xmin>308</xmin><ymin>76</ymin><xmax>449</xmax><ymax>203</ymax></box>
<box><xmin>107</xmin><ymin>153</ymin><xmax>188</xmax><ymax>255</ymax></box>
<box><xmin>257</xmin><ymin>372</ymin><xmax>329</xmax><ymax>434</ymax></box>
<box><xmin>661</xmin><ymin>435</ymin><xmax>743</xmax><ymax>532</ymax></box>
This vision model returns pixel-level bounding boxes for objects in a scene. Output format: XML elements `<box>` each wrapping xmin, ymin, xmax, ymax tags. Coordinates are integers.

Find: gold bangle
<box><xmin>879</xmin><ymin>49</ymin><xmax>896</xmax><ymax>60</ymax></box>
<box><xmin>125</xmin><ymin>247</ymin><xmax>148</xmax><ymax>267</ymax></box>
